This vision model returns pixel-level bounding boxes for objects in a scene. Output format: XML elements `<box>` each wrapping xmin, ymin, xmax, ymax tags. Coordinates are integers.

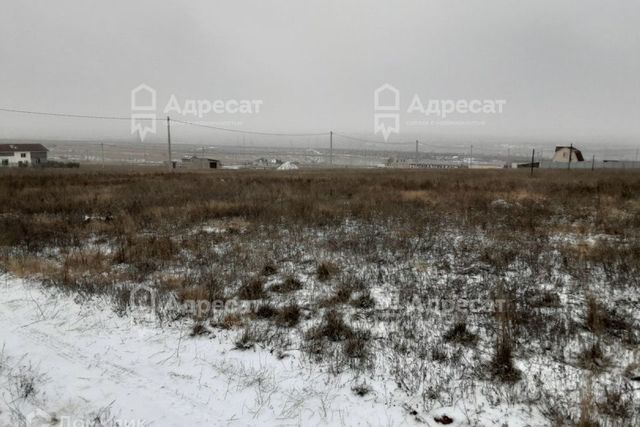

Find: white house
<box><xmin>0</xmin><ymin>143</ymin><xmax>48</xmax><ymax>167</ymax></box>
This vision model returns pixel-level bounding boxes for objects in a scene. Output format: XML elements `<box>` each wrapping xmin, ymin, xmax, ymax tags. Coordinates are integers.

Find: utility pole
<box><xmin>363</xmin><ymin>143</ymin><xmax>367</xmax><ymax>166</ymax></box>
<box><xmin>415</xmin><ymin>140</ymin><xmax>419</xmax><ymax>163</ymax></box>
<box><xmin>101</xmin><ymin>142</ymin><xmax>104</xmax><ymax>169</ymax></box>
<box><xmin>330</xmin><ymin>131</ymin><xmax>334</xmax><ymax>166</ymax></box>
<box><xmin>469</xmin><ymin>144</ymin><xmax>473</xmax><ymax>169</ymax></box>
<box><xmin>167</xmin><ymin>116</ymin><xmax>173</xmax><ymax>171</ymax></box>
<box><xmin>592</xmin><ymin>154</ymin><xmax>596</xmax><ymax>171</ymax></box>
<box><xmin>530</xmin><ymin>148</ymin><xmax>535</xmax><ymax>177</ymax></box>
<box><xmin>567</xmin><ymin>143</ymin><xmax>573</xmax><ymax>170</ymax></box>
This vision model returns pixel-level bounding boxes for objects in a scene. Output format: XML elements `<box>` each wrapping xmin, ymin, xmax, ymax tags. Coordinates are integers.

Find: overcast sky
<box><xmin>0</xmin><ymin>1</ymin><xmax>638</xmax><ymax>148</ymax></box>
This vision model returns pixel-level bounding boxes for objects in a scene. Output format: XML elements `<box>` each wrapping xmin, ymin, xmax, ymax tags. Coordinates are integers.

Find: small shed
<box><xmin>182</xmin><ymin>156</ymin><xmax>221</xmax><ymax>169</ymax></box>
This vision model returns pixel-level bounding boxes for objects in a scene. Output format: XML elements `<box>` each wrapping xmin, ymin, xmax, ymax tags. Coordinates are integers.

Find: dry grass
<box><xmin>1</xmin><ymin>168</ymin><xmax>639</xmax><ymax>244</ymax></box>
<box><xmin>316</xmin><ymin>261</ymin><xmax>339</xmax><ymax>282</ymax></box>
<box><xmin>307</xmin><ymin>309</ymin><xmax>354</xmax><ymax>342</ymax></box>
<box><xmin>443</xmin><ymin>321</ymin><xmax>478</xmax><ymax>346</ymax></box>
<box><xmin>3</xmin><ymin>255</ymin><xmax>58</xmax><ymax>278</ymax></box>
<box><xmin>275</xmin><ymin>304</ymin><xmax>301</xmax><ymax>327</ymax></box>
<box><xmin>237</xmin><ymin>278</ymin><xmax>266</xmax><ymax>300</ymax></box>
<box><xmin>270</xmin><ymin>276</ymin><xmax>303</xmax><ymax>293</ymax></box>
<box><xmin>1</xmin><ymin>167</ymin><xmax>640</xmax><ymax>425</ymax></box>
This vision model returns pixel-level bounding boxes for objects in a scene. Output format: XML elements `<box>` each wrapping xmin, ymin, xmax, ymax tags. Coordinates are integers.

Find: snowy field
<box><xmin>1</xmin><ymin>168</ymin><xmax>639</xmax><ymax>426</ymax></box>
<box><xmin>0</xmin><ymin>274</ymin><xmax>552</xmax><ymax>426</ymax></box>
<box><xmin>0</xmin><ymin>275</ymin><xmax>411</xmax><ymax>426</ymax></box>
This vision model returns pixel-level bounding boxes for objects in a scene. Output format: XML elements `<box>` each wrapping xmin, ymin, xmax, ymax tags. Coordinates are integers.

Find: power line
<box><xmin>332</xmin><ymin>132</ymin><xmax>415</xmax><ymax>146</ymax></box>
<box><xmin>172</xmin><ymin>118</ymin><xmax>327</xmax><ymax>137</ymax></box>
<box><xmin>0</xmin><ymin>107</ymin><xmax>140</xmax><ymax>121</ymax></box>
<box><xmin>0</xmin><ymin>106</ymin><xmax>422</xmax><ymax>148</ymax></box>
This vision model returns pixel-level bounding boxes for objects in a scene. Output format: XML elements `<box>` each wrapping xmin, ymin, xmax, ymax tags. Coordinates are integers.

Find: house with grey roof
<box><xmin>0</xmin><ymin>143</ymin><xmax>48</xmax><ymax>167</ymax></box>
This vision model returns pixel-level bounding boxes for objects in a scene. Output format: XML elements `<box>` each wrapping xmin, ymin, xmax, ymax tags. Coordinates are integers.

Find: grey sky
<box><xmin>1</xmin><ymin>1</ymin><xmax>638</xmax><ymax>148</ymax></box>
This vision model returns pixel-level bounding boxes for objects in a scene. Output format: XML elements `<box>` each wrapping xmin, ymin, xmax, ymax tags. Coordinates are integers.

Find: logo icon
<box><xmin>374</xmin><ymin>83</ymin><xmax>400</xmax><ymax>141</ymax></box>
<box><xmin>129</xmin><ymin>284</ymin><xmax>157</xmax><ymax>313</ymax></box>
<box><xmin>130</xmin><ymin>84</ymin><xmax>157</xmax><ymax>142</ymax></box>
<box><xmin>25</xmin><ymin>408</ymin><xmax>52</xmax><ymax>426</ymax></box>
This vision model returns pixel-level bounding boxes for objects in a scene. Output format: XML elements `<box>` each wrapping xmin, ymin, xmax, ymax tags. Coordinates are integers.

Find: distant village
<box><xmin>1</xmin><ymin>142</ymin><xmax>639</xmax><ymax>170</ymax></box>
<box><xmin>388</xmin><ymin>145</ymin><xmax>640</xmax><ymax>170</ymax></box>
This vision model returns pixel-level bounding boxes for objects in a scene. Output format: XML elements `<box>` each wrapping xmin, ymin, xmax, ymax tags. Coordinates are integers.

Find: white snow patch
<box><xmin>0</xmin><ymin>275</ymin><xmax>410</xmax><ymax>426</ymax></box>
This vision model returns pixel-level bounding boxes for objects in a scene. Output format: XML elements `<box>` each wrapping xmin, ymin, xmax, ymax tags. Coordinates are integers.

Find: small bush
<box><xmin>321</xmin><ymin>282</ymin><xmax>353</xmax><ymax>307</ymax></box>
<box><xmin>431</xmin><ymin>348</ymin><xmax>447</xmax><ymax>363</ymax></box>
<box><xmin>190</xmin><ymin>322</ymin><xmax>209</xmax><ymax>337</ymax></box>
<box><xmin>350</xmin><ymin>291</ymin><xmax>376</xmax><ymax>309</ymax></box>
<box><xmin>237</xmin><ymin>278</ymin><xmax>266</xmax><ymax>300</ymax></box>
<box><xmin>261</xmin><ymin>262</ymin><xmax>278</xmax><ymax>276</ymax></box>
<box><xmin>322</xmin><ymin>277</ymin><xmax>369</xmax><ymax>307</ymax></box>
<box><xmin>333</xmin><ymin>284</ymin><xmax>353</xmax><ymax>303</ymax></box>
<box><xmin>343</xmin><ymin>331</ymin><xmax>371</xmax><ymax>362</ymax></box>
<box><xmin>235</xmin><ymin>327</ymin><xmax>255</xmax><ymax>350</ymax></box>
<box><xmin>10</xmin><ymin>365</ymin><xmax>40</xmax><ymax>401</ymax></box>
<box><xmin>433</xmin><ymin>415</ymin><xmax>454</xmax><ymax>425</ymax></box>
<box><xmin>219</xmin><ymin>313</ymin><xmax>243</xmax><ymax>329</ymax></box>
<box><xmin>443</xmin><ymin>322</ymin><xmax>478</xmax><ymax>346</ymax></box>
<box><xmin>271</xmin><ymin>276</ymin><xmax>303</xmax><ymax>293</ymax></box>
<box><xmin>275</xmin><ymin>304</ymin><xmax>302</xmax><ymax>327</ymax></box>
<box><xmin>255</xmin><ymin>303</ymin><xmax>278</xmax><ymax>319</ymax></box>
<box><xmin>351</xmin><ymin>383</ymin><xmax>371</xmax><ymax>396</ymax></box>
<box><xmin>317</xmin><ymin>261</ymin><xmax>339</xmax><ymax>281</ymax></box>
<box><xmin>307</xmin><ymin>309</ymin><xmax>354</xmax><ymax>342</ymax></box>
<box><xmin>577</xmin><ymin>342</ymin><xmax>609</xmax><ymax>372</ymax></box>
<box><xmin>530</xmin><ymin>290</ymin><xmax>561</xmax><ymax>308</ymax></box>
<box><xmin>15</xmin><ymin>373</ymin><xmax>37</xmax><ymax>399</ymax></box>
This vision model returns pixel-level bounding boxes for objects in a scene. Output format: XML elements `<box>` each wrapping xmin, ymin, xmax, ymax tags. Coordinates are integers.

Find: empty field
<box><xmin>1</xmin><ymin>168</ymin><xmax>639</xmax><ymax>426</ymax></box>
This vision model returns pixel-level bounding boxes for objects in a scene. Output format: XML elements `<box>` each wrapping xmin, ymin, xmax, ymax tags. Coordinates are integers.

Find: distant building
<box><xmin>0</xmin><ymin>143</ymin><xmax>48</xmax><ymax>167</ymax></box>
<box><xmin>251</xmin><ymin>157</ymin><xmax>283</xmax><ymax>168</ymax></box>
<box><xmin>513</xmin><ymin>162</ymin><xmax>540</xmax><ymax>169</ymax></box>
<box><xmin>181</xmin><ymin>156</ymin><xmax>221</xmax><ymax>169</ymax></box>
<box><xmin>387</xmin><ymin>158</ymin><xmax>465</xmax><ymax>169</ymax></box>
<box><xmin>552</xmin><ymin>146</ymin><xmax>584</xmax><ymax>163</ymax></box>
<box><xmin>407</xmin><ymin>162</ymin><xmax>465</xmax><ymax>169</ymax></box>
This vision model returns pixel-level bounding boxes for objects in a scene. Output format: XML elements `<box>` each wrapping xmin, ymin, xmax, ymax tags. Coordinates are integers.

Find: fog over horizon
<box><xmin>1</xmin><ymin>1</ymin><xmax>638</xmax><ymax>152</ymax></box>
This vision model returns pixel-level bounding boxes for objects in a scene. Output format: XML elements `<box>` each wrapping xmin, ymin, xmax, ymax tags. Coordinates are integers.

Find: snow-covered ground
<box><xmin>0</xmin><ymin>275</ymin><xmax>410</xmax><ymax>427</ymax></box>
<box><xmin>0</xmin><ymin>274</ymin><xmax>554</xmax><ymax>426</ymax></box>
